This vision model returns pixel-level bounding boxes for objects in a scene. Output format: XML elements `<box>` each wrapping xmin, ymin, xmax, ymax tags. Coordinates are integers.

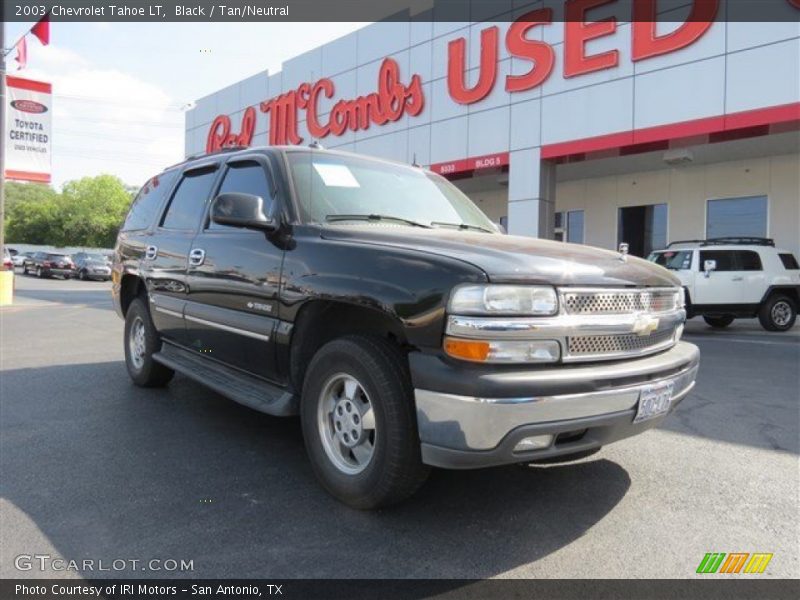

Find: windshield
<box><xmin>648</xmin><ymin>250</ymin><xmax>692</xmax><ymax>270</ymax></box>
<box><xmin>83</xmin><ymin>253</ymin><xmax>107</xmax><ymax>262</ymax></box>
<box><xmin>287</xmin><ymin>152</ymin><xmax>496</xmax><ymax>232</ymax></box>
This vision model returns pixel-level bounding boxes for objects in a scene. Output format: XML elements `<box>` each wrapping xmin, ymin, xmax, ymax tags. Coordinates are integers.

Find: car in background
<box><xmin>22</xmin><ymin>252</ymin><xmax>76</xmax><ymax>279</ymax></box>
<box><xmin>2</xmin><ymin>248</ymin><xmax>11</xmax><ymax>270</ymax></box>
<box><xmin>11</xmin><ymin>251</ymin><xmax>35</xmax><ymax>268</ymax></box>
<box><xmin>72</xmin><ymin>252</ymin><xmax>112</xmax><ymax>281</ymax></box>
<box><xmin>648</xmin><ymin>237</ymin><xmax>799</xmax><ymax>331</ymax></box>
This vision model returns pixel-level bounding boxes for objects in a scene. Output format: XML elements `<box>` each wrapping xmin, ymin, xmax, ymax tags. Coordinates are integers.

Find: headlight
<box><xmin>448</xmin><ymin>285</ymin><xmax>558</xmax><ymax>316</ymax></box>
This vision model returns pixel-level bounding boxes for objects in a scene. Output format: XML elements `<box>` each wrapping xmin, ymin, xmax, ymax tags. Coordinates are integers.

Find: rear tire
<box><xmin>124</xmin><ymin>297</ymin><xmax>174</xmax><ymax>387</ymax></box>
<box><xmin>300</xmin><ymin>335</ymin><xmax>429</xmax><ymax>509</ymax></box>
<box><xmin>703</xmin><ymin>315</ymin><xmax>734</xmax><ymax>328</ymax></box>
<box><xmin>758</xmin><ymin>294</ymin><xmax>797</xmax><ymax>332</ymax></box>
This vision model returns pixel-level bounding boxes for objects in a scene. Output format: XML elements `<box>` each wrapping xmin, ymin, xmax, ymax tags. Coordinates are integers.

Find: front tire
<box><xmin>703</xmin><ymin>315</ymin><xmax>734</xmax><ymax>328</ymax></box>
<box><xmin>300</xmin><ymin>335</ymin><xmax>429</xmax><ymax>509</ymax></box>
<box><xmin>36</xmin><ymin>267</ymin><xmax>43</xmax><ymax>278</ymax></box>
<box><xmin>758</xmin><ymin>295</ymin><xmax>797</xmax><ymax>332</ymax></box>
<box><xmin>124</xmin><ymin>297</ymin><xmax>174</xmax><ymax>387</ymax></box>
<box><xmin>79</xmin><ymin>269</ymin><xmax>87</xmax><ymax>281</ymax></box>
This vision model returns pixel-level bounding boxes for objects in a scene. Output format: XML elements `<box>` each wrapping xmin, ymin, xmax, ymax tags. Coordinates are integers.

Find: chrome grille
<box><xmin>562</xmin><ymin>288</ymin><xmax>678</xmax><ymax>315</ymax></box>
<box><xmin>567</xmin><ymin>329</ymin><xmax>675</xmax><ymax>358</ymax></box>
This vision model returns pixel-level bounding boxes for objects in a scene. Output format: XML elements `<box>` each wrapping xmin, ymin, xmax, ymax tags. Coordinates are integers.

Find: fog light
<box><xmin>513</xmin><ymin>435</ymin><xmax>554</xmax><ymax>453</ymax></box>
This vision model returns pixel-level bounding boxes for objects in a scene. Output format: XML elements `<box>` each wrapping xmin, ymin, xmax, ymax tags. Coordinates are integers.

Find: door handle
<box><xmin>189</xmin><ymin>248</ymin><xmax>206</xmax><ymax>266</ymax></box>
<box><xmin>731</xmin><ymin>276</ymin><xmax>744</xmax><ymax>281</ymax></box>
<box><xmin>145</xmin><ymin>245</ymin><xmax>158</xmax><ymax>261</ymax></box>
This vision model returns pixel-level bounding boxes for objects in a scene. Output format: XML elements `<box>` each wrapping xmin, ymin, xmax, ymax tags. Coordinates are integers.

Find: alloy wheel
<box><xmin>317</xmin><ymin>373</ymin><xmax>376</xmax><ymax>475</ymax></box>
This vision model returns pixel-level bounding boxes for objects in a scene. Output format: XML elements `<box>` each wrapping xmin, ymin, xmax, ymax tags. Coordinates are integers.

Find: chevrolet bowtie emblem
<box><xmin>632</xmin><ymin>314</ymin><xmax>660</xmax><ymax>336</ymax></box>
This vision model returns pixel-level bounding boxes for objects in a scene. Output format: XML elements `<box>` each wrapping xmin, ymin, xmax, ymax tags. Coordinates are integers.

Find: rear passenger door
<box><xmin>145</xmin><ymin>163</ymin><xmax>220</xmax><ymax>345</ymax></box>
<box><xmin>183</xmin><ymin>156</ymin><xmax>284</xmax><ymax>382</ymax></box>
<box><xmin>735</xmin><ymin>250</ymin><xmax>766</xmax><ymax>304</ymax></box>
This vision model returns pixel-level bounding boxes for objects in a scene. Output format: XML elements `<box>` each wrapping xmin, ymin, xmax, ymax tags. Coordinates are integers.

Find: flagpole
<box><xmin>1</xmin><ymin>18</ymin><xmax>7</xmax><ymax>260</ymax></box>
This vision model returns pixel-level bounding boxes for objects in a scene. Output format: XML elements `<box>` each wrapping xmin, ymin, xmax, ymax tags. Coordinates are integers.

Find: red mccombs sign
<box><xmin>207</xmin><ymin>0</ymin><xmax>725</xmax><ymax>152</ymax></box>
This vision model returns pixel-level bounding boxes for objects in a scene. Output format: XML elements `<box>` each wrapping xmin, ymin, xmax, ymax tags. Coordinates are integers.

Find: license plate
<box><xmin>634</xmin><ymin>380</ymin><xmax>675</xmax><ymax>423</ymax></box>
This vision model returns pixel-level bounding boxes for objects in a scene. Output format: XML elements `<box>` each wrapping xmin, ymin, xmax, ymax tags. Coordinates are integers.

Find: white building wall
<box><xmin>184</xmin><ymin>5</ymin><xmax>800</xmax><ymax>241</ymax></box>
<box><xmin>554</xmin><ymin>152</ymin><xmax>800</xmax><ymax>256</ymax></box>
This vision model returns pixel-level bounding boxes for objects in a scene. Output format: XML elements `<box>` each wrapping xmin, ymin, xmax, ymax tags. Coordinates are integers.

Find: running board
<box><xmin>153</xmin><ymin>343</ymin><xmax>297</xmax><ymax>416</ymax></box>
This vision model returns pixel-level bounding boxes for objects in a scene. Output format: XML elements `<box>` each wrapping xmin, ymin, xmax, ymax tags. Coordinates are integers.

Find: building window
<box><xmin>706</xmin><ymin>196</ymin><xmax>767</xmax><ymax>239</ymax></box>
<box><xmin>555</xmin><ymin>210</ymin><xmax>584</xmax><ymax>244</ymax></box>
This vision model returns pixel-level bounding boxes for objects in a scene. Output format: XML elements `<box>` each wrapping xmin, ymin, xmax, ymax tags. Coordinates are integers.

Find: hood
<box><xmin>320</xmin><ymin>226</ymin><xmax>680</xmax><ymax>287</ymax></box>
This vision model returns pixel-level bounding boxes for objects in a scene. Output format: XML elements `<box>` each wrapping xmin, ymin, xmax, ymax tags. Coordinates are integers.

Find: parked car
<box><xmin>2</xmin><ymin>248</ymin><xmax>12</xmax><ymax>270</ymax></box>
<box><xmin>72</xmin><ymin>252</ymin><xmax>112</xmax><ymax>281</ymax></box>
<box><xmin>648</xmin><ymin>238</ymin><xmax>799</xmax><ymax>331</ymax></box>
<box><xmin>113</xmin><ymin>146</ymin><xmax>699</xmax><ymax>509</ymax></box>
<box><xmin>11</xmin><ymin>251</ymin><xmax>33</xmax><ymax>268</ymax></box>
<box><xmin>22</xmin><ymin>252</ymin><xmax>76</xmax><ymax>279</ymax></box>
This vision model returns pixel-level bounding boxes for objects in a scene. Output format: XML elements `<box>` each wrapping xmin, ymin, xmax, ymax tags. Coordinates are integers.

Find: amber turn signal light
<box><xmin>443</xmin><ymin>337</ymin><xmax>490</xmax><ymax>362</ymax></box>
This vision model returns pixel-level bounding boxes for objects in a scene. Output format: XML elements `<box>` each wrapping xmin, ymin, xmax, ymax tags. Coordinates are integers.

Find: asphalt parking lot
<box><xmin>1</xmin><ymin>274</ymin><xmax>798</xmax><ymax>579</ymax></box>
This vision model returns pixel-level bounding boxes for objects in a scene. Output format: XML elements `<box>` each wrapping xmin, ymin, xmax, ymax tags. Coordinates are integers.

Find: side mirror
<box><xmin>703</xmin><ymin>259</ymin><xmax>717</xmax><ymax>277</ymax></box>
<box><xmin>211</xmin><ymin>192</ymin><xmax>277</xmax><ymax>232</ymax></box>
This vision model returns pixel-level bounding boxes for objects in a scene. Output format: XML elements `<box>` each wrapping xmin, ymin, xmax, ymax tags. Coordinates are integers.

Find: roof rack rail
<box><xmin>162</xmin><ymin>145</ymin><xmax>250</xmax><ymax>171</ymax></box>
<box><xmin>667</xmin><ymin>237</ymin><xmax>775</xmax><ymax>248</ymax></box>
<box><xmin>184</xmin><ymin>145</ymin><xmax>250</xmax><ymax>162</ymax></box>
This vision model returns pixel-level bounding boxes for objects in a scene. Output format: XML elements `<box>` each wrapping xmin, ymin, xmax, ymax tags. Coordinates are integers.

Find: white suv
<box><xmin>648</xmin><ymin>238</ymin><xmax>799</xmax><ymax>332</ymax></box>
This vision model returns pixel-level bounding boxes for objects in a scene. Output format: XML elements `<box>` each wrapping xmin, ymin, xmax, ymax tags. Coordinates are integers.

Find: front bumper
<box><xmin>411</xmin><ymin>341</ymin><xmax>699</xmax><ymax>469</ymax></box>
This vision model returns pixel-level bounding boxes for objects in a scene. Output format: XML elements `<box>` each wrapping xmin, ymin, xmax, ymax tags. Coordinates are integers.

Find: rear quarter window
<box><xmin>779</xmin><ymin>253</ymin><xmax>800</xmax><ymax>270</ymax></box>
<box><xmin>123</xmin><ymin>169</ymin><xmax>179</xmax><ymax>231</ymax></box>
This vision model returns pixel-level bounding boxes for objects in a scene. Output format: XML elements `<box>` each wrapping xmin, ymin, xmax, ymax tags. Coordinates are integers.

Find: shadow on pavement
<box><xmin>1</xmin><ymin>361</ymin><xmax>631</xmax><ymax>579</ymax></box>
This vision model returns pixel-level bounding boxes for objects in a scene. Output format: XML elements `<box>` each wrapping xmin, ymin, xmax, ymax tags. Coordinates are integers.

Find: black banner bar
<box><xmin>1</xmin><ymin>579</ymin><xmax>799</xmax><ymax>600</ymax></box>
<box><xmin>3</xmin><ymin>0</ymin><xmax>800</xmax><ymax>23</ymax></box>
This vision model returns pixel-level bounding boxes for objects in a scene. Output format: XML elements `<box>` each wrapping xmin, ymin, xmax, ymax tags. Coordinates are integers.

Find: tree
<box><xmin>59</xmin><ymin>175</ymin><xmax>133</xmax><ymax>247</ymax></box>
<box><xmin>4</xmin><ymin>174</ymin><xmax>134</xmax><ymax>248</ymax></box>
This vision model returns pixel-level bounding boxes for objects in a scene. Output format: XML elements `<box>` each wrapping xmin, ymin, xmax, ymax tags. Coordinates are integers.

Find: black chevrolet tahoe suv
<box><xmin>113</xmin><ymin>146</ymin><xmax>699</xmax><ymax>509</ymax></box>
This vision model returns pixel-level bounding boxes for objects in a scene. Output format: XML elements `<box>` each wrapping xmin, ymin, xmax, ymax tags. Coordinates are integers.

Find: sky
<box><xmin>5</xmin><ymin>21</ymin><xmax>365</xmax><ymax>189</ymax></box>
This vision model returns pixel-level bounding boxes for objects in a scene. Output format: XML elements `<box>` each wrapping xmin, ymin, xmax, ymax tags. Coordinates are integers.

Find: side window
<box><xmin>779</xmin><ymin>253</ymin><xmax>799</xmax><ymax>270</ymax></box>
<box><xmin>208</xmin><ymin>161</ymin><xmax>273</xmax><ymax>230</ymax></box>
<box><xmin>123</xmin><ymin>169</ymin><xmax>179</xmax><ymax>231</ymax></box>
<box><xmin>161</xmin><ymin>168</ymin><xmax>218</xmax><ymax>230</ymax></box>
<box><xmin>735</xmin><ymin>251</ymin><xmax>762</xmax><ymax>271</ymax></box>
<box><xmin>699</xmin><ymin>250</ymin><xmax>736</xmax><ymax>272</ymax></box>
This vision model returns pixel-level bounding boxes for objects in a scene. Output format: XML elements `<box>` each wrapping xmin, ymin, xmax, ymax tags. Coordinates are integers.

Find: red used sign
<box><xmin>206</xmin><ymin>0</ymin><xmax>726</xmax><ymax>154</ymax></box>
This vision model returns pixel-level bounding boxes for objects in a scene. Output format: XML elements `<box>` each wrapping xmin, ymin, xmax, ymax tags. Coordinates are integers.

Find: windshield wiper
<box><xmin>430</xmin><ymin>221</ymin><xmax>493</xmax><ymax>233</ymax></box>
<box><xmin>325</xmin><ymin>214</ymin><xmax>432</xmax><ymax>228</ymax></box>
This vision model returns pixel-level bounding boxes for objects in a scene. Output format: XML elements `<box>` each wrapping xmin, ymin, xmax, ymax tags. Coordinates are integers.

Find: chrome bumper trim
<box><xmin>414</xmin><ymin>345</ymin><xmax>699</xmax><ymax>452</ymax></box>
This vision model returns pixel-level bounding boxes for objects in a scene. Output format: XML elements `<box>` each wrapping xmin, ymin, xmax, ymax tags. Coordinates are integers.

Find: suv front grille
<box><xmin>562</xmin><ymin>289</ymin><xmax>678</xmax><ymax>315</ymax></box>
<box><xmin>567</xmin><ymin>329</ymin><xmax>675</xmax><ymax>358</ymax></box>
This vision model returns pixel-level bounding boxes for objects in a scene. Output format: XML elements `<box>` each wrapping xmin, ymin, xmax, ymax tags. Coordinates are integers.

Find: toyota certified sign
<box><xmin>5</xmin><ymin>76</ymin><xmax>52</xmax><ymax>184</ymax></box>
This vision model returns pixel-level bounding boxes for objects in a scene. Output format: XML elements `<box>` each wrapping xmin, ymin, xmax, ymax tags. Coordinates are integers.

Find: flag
<box><xmin>14</xmin><ymin>36</ymin><xmax>27</xmax><ymax>70</ymax></box>
<box><xmin>31</xmin><ymin>13</ymin><xmax>50</xmax><ymax>46</ymax></box>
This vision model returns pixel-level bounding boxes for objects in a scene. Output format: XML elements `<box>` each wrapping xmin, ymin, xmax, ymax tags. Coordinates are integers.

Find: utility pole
<box><xmin>0</xmin><ymin>18</ymin><xmax>6</xmax><ymax>260</ymax></box>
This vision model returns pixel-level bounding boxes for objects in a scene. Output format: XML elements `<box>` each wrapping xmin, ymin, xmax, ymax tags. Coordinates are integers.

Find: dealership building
<box><xmin>185</xmin><ymin>3</ymin><xmax>800</xmax><ymax>257</ymax></box>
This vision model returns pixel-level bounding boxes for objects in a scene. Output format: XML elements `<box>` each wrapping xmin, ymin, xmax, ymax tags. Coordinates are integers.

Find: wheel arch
<box><xmin>287</xmin><ymin>300</ymin><xmax>410</xmax><ymax>395</ymax></box>
<box><xmin>760</xmin><ymin>285</ymin><xmax>800</xmax><ymax>307</ymax></box>
<box><xmin>119</xmin><ymin>274</ymin><xmax>147</xmax><ymax>317</ymax></box>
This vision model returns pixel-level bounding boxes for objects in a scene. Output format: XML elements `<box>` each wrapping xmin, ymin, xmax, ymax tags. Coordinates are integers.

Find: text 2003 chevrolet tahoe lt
<box><xmin>113</xmin><ymin>146</ymin><xmax>699</xmax><ymax>509</ymax></box>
